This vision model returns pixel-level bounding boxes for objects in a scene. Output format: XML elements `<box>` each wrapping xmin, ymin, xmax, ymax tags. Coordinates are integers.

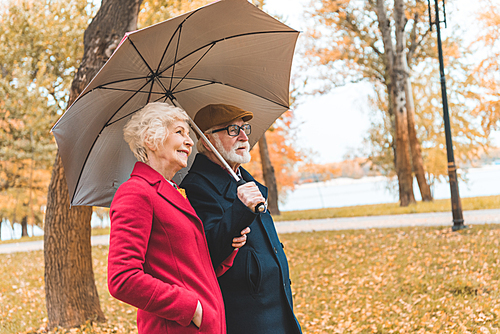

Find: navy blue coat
<box><xmin>181</xmin><ymin>154</ymin><xmax>302</xmax><ymax>334</ymax></box>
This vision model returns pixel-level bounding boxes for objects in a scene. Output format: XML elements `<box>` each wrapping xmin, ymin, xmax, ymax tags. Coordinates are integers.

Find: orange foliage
<box><xmin>0</xmin><ymin>160</ymin><xmax>51</xmax><ymax>226</ymax></box>
<box><xmin>471</xmin><ymin>0</ymin><xmax>500</xmax><ymax>135</ymax></box>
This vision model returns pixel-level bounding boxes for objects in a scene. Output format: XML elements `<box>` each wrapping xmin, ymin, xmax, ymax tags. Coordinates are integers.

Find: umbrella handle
<box><xmin>171</xmin><ymin>99</ymin><xmax>266</xmax><ymax>214</ymax></box>
<box><xmin>237</xmin><ymin>179</ymin><xmax>266</xmax><ymax>213</ymax></box>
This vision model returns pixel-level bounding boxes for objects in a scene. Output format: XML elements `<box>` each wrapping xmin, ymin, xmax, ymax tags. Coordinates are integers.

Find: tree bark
<box><xmin>258</xmin><ymin>133</ymin><xmax>281</xmax><ymax>215</ymax></box>
<box><xmin>376</xmin><ymin>0</ymin><xmax>415</xmax><ymax>206</ymax></box>
<box><xmin>405</xmin><ymin>76</ymin><xmax>433</xmax><ymax>201</ymax></box>
<box><xmin>21</xmin><ymin>215</ymin><xmax>28</xmax><ymax>237</ymax></box>
<box><xmin>393</xmin><ymin>0</ymin><xmax>415</xmax><ymax>206</ymax></box>
<box><xmin>44</xmin><ymin>0</ymin><xmax>142</xmax><ymax>329</ymax></box>
<box><xmin>404</xmin><ymin>11</ymin><xmax>433</xmax><ymax>202</ymax></box>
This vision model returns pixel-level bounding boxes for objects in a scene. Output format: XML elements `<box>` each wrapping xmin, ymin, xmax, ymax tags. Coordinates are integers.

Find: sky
<box><xmin>263</xmin><ymin>0</ymin><xmax>497</xmax><ymax>164</ymax></box>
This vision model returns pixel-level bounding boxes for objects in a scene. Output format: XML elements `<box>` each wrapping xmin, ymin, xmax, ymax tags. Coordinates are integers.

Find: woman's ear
<box><xmin>144</xmin><ymin>137</ymin><xmax>156</xmax><ymax>152</ymax></box>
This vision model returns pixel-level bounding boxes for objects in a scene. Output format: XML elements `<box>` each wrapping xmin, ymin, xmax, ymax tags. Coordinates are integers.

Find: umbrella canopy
<box><xmin>52</xmin><ymin>0</ymin><xmax>299</xmax><ymax>207</ymax></box>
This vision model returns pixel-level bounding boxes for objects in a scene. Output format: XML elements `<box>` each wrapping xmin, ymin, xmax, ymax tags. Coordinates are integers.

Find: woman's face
<box><xmin>149</xmin><ymin>120</ymin><xmax>193</xmax><ymax>179</ymax></box>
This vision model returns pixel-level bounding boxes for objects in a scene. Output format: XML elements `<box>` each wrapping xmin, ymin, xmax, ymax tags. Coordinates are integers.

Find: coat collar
<box><xmin>187</xmin><ymin>154</ymin><xmax>268</xmax><ymax>200</ymax></box>
<box><xmin>131</xmin><ymin>162</ymin><xmax>199</xmax><ymax>218</ymax></box>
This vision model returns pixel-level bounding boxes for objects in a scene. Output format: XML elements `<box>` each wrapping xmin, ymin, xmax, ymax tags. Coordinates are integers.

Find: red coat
<box><xmin>108</xmin><ymin>162</ymin><xmax>228</xmax><ymax>333</ymax></box>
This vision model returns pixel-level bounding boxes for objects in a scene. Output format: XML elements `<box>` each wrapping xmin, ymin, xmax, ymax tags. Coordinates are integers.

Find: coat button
<box><xmin>281</xmin><ymin>242</ymin><xmax>284</xmax><ymax>249</ymax></box>
<box><xmin>274</xmin><ymin>247</ymin><xmax>278</xmax><ymax>254</ymax></box>
<box><xmin>289</xmin><ymin>279</ymin><xmax>292</xmax><ymax>285</ymax></box>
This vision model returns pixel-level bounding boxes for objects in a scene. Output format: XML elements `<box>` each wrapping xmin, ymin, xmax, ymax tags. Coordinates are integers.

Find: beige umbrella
<box><xmin>51</xmin><ymin>0</ymin><xmax>299</xmax><ymax>207</ymax></box>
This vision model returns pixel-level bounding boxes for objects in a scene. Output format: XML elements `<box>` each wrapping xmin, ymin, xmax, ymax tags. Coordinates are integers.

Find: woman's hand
<box><xmin>232</xmin><ymin>227</ymin><xmax>251</xmax><ymax>249</ymax></box>
<box><xmin>192</xmin><ymin>300</ymin><xmax>203</xmax><ymax>328</ymax></box>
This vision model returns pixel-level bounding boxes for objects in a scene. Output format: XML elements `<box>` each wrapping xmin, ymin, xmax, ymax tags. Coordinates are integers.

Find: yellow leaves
<box><xmin>4</xmin><ymin>224</ymin><xmax>500</xmax><ymax>333</ymax></box>
<box><xmin>281</xmin><ymin>224</ymin><xmax>500</xmax><ymax>332</ymax></box>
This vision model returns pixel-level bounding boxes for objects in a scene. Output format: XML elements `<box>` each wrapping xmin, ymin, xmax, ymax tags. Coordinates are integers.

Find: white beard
<box><xmin>212</xmin><ymin>134</ymin><xmax>251</xmax><ymax>165</ymax></box>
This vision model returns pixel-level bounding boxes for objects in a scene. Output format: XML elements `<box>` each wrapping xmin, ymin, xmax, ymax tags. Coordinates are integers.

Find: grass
<box><xmin>2</xmin><ymin>224</ymin><xmax>500</xmax><ymax>333</ymax></box>
<box><xmin>273</xmin><ymin>194</ymin><xmax>500</xmax><ymax>222</ymax></box>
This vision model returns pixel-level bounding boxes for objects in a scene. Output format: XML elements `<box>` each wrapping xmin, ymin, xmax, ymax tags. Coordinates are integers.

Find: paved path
<box><xmin>1</xmin><ymin>209</ymin><xmax>499</xmax><ymax>254</ymax></box>
<box><xmin>0</xmin><ymin>234</ymin><xmax>110</xmax><ymax>254</ymax></box>
<box><xmin>275</xmin><ymin>208</ymin><xmax>500</xmax><ymax>233</ymax></box>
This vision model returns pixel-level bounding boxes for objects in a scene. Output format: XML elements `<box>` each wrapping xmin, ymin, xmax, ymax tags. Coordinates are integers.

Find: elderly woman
<box><xmin>107</xmin><ymin>102</ymin><xmax>249</xmax><ymax>334</ymax></box>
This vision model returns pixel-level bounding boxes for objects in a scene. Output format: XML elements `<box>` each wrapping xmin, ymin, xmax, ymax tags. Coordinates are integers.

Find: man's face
<box><xmin>210</xmin><ymin>118</ymin><xmax>251</xmax><ymax>165</ymax></box>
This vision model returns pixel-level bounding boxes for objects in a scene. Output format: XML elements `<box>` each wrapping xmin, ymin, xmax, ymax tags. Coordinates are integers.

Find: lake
<box><xmin>279</xmin><ymin>164</ymin><xmax>500</xmax><ymax>211</ymax></box>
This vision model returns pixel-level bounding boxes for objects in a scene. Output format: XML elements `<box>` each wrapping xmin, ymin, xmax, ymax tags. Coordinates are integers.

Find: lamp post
<box><xmin>428</xmin><ymin>0</ymin><xmax>466</xmax><ymax>231</ymax></box>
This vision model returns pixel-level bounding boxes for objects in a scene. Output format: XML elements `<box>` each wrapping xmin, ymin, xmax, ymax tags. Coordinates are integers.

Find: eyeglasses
<box><xmin>209</xmin><ymin>124</ymin><xmax>251</xmax><ymax>137</ymax></box>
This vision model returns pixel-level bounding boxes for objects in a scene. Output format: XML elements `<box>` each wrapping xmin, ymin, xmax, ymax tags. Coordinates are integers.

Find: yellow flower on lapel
<box><xmin>177</xmin><ymin>188</ymin><xmax>187</xmax><ymax>199</ymax></box>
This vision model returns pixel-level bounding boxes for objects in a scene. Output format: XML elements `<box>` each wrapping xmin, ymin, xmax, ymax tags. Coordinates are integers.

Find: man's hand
<box><xmin>192</xmin><ymin>300</ymin><xmax>203</xmax><ymax>328</ymax></box>
<box><xmin>232</xmin><ymin>227</ymin><xmax>251</xmax><ymax>248</ymax></box>
<box><xmin>237</xmin><ymin>182</ymin><xmax>265</xmax><ymax>212</ymax></box>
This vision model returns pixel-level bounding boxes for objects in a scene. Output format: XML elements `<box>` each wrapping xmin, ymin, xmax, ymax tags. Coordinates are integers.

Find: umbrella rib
<box><xmin>217</xmin><ymin>82</ymin><xmax>290</xmax><ymax>109</ymax></box>
<box><xmin>170</xmin><ymin>82</ymin><xmax>215</xmax><ymax>94</ymax></box>
<box><xmin>147</xmin><ymin>76</ymin><xmax>155</xmax><ymax>103</ymax></box>
<box><xmin>169</xmin><ymin>23</ymin><xmax>183</xmax><ymax>92</ymax></box>
<box><xmin>95</xmin><ymin>77</ymin><xmax>149</xmax><ymax>88</ymax></box>
<box><xmin>98</xmin><ymin>77</ymin><xmax>289</xmax><ymax>109</ymax></box>
<box><xmin>157</xmin><ymin>30</ymin><xmax>297</xmax><ymax>77</ymax></box>
<box><xmin>170</xmin><ymin>78</ymin><xmax>289</xmax><ymax>109</ymax></box>
<box><xmin>156</xmin><ymin>7</ymin><xmax>202</xmax><ymax>77</ymax></box>
<box><xmin>65</xmin><ymin>77</ymin><xmax>149</xmax><ymax>103</ymax></box>
<box><xmin>171</xmin><ymin>43</ymin><xmax>215</xmax><ymax>93</ymax></box>
<box><xmin>102</xmin><ymin>79</ymin><xmax>153</xmax><ymax>127</ymax></box>
<box><xmin>76</xmin><ymin>31</ymin><xmax>297</xmax><ymax>101</ymax></box>
<box><xmin>99</xmin><ymin>86</ymin><xmax>162</xmax><ymax>94</ymax></box>
<box><xmin>106</xmin><ymin>94</ymin><xmax>171</xmax><ymax>127</ymax></box>
<box><xmin>70</xmin><ymin>79</ymin><xmax>152</xmax><ymax>205</ymax></box>
<box><xmin>128</xmin><ymin>38</ymin><xmax>155</xmax><ymax>75</ymax></box>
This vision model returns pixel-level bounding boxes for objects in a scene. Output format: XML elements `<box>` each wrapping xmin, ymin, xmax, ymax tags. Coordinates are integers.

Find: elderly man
<box><xmin>180</xmin><ymin>104</ymin><xmax>302</xmax><ymax>334</ymax></box>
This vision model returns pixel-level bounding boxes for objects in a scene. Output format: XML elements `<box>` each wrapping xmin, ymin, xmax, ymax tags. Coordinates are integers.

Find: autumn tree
<box><xmin>44</xmin><ymin>0</ymin><xmax>142</xmax><ymax>329</ymax></box>
<box><xmin>0</xmin><ymin>0</ymin><xmax>92</xmax><ymax>236</ymax></box>
<box><xmin>138</xmin><ymin>0</ymin><xmax>211</xmax><ymax>27</ymax></box>
<box><xmin>471</xmin><ymin>0</ymin><xmax>500</xmax><ymax>136</ymax></box>
<box><xmin>367</xmin><ymin>33</ymin><xmax>489</xmax><ymax>188</ymax></box>
<box><xmin>304</xmin><ymin>0</ymin><xmax>436</xmax><ymax>205</ymax></box>
<box><xmin>376</xmin><ymin>0</ymin><xmax>415</xmax><ymax>205</ymax></box>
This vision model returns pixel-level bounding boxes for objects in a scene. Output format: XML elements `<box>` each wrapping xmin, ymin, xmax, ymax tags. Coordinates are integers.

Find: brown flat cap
<box><xmin>194</xmin><ymin>104</ymin><xmax>253</xmax><ymax>134</ymax></box>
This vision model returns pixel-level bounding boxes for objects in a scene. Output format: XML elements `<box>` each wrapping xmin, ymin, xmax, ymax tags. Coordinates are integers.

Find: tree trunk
<box><xmin>21</xmin><ymin>215</ymin><xmax>28</xmax><ymax>237</ymax></box>
<box><xmin>405</xmin><ymin>77</ymin><xmax>433</xmax><ymax>201</ymax></box>
<box><xmin>44</xmin><ymin>154</ymin><xmax>103</xmax><ymax>328</ymax></box>
<box><xmin>258</xmin><ymin>133</ymin><xmax>281</xmax><ymax>215</ymax></box>
<box><xmin>44</xmin><ymin>0</ymin><xmax>142</xmax><ymax>329</ymax></box>
<box><xmin>375</xmin><ymin>0</ymin><xmax>415</xmax><ymax>206</ymax></box>
<box><xmin>12</xmin><ymin>189</ymin><xmax>19</xmax><ymax>239</ymax></box>
<box><xmin>393</xmin><ymin>0</ymin><xmax>415</xmax><ymax>206</ymax></box>
<box><xmin>404</xmin><ymin>10</ymin><xmax>433</xmax><ymax>202</ymax></box>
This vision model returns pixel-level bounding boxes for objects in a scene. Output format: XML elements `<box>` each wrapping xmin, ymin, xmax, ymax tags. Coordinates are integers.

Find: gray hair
<box><xmin>123</xmin><ymin>102</ymin><xmax>189</xmax><ymax>163</ymax></box>
<box><xmin>196</xmin><ymin>126</ymin><xmax>218</xmax><ymax>155</ymax></box>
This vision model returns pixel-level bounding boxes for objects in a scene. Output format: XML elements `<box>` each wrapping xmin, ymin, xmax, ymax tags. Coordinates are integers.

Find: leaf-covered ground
<box><xmin>2</xmin><ymin>224</ymin><xmax>500</xmax><ymax>333</ymax></box>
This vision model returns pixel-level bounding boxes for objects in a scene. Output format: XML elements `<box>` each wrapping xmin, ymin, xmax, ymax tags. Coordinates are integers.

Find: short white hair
<box><xmin>123</xmin><ymin>102</ymin><xmax>189</xmax><ymax>163</ymax></box>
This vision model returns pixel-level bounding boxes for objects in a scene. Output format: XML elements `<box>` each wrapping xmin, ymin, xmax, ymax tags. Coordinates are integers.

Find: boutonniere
<box><xmin>177</xmin><ymin>187</ymin><xmax>187</xmax><ymax>199</ymax></box>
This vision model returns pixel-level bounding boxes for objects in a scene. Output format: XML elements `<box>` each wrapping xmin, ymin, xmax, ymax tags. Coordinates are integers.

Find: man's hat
<box><xmin>194</xmin><ymin>104</ymin><xmax>253</xmax><ymax>135</ymax></box>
